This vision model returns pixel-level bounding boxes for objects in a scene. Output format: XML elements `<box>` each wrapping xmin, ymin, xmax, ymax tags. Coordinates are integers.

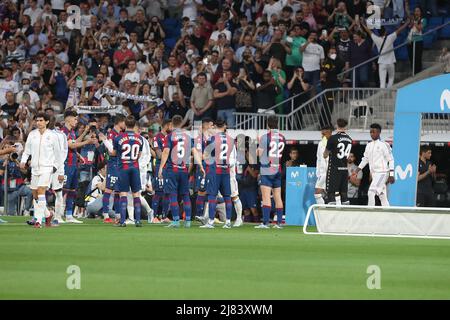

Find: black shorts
<box><xmin>326</xmin><ymin>167</ymin><xmax>348</xmax><ymax>195</ymax></box>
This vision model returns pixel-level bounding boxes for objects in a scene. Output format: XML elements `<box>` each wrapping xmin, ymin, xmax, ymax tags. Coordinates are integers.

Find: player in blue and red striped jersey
<box><xmin>158</xmin><ymin>115</ymin><xmax>204</xmax><ymax>228</ymax></box>
<box><xmin>112</xmin><ymin>116</ymin><xmax>144</xmax><ymax>227</ymax></box>
<box><xmin>256</xmin><ymin>115</ymin><xmax>286</xmax><ymax>229</ymax></box>
<box><xmin>61</xmin><ymin>110</ymin><xmax>96</xmax><ymax>223</ymax></box>
<box><xmin>151</xmin><ymin>119</ymin><xmax>172</xmax><ymax>223</ymax></box>
<box><xmin>193</xmin><ymin>118</ymin><xmax>214</xmax><ymax>224</ymax></box>
<box><xmin>200</xmin><ymin>119</ymin><xmax>236</xmax><ymax>229</ymax></box>
<box><xmin>98</xmin><ymin>114</ymin><xmax>126</xmax><ymax>224</ymax></box>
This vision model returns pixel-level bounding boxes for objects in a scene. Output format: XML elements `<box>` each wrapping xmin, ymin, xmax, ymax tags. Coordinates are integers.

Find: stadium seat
<box><xmin>422</xmin><ymin>32</ymin><xmax>436</xmax><ymax>49</ymax></box>
<box><xmin>439</xmin><ymin>18</ymin><xmax>450</xmax><ymax>39</ymax></box>
<box><xmin>164</xmin><ymin>37</ymin><xmax>178</xmax><ymax>50</ymax></box>
<box><xmin>395</xmin><ymin>45</ymin><xmax>409</xmax><ymax>61</ymax></box>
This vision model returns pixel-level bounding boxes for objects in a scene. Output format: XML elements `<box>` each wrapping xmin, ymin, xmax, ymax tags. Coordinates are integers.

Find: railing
<box><xmin>234</xmin><ymin>89</ymin><xmax>312</xmax><ymax>130</ymax></box>
<box><xmin>340</xmin><ymin>20</ymin><xmax>450</xmax><ymax>88</ymax></box>
<box><xmin>235</xmin><ymin>87</ymin><xmax>450</xmax><ymax>133</ymax></box>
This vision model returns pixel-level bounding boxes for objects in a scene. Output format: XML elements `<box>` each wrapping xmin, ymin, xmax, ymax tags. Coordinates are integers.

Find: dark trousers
<box><xmin>408</xmin><ymin>41</ymin><xmax>424</xmax><ymax>74</ymax></box>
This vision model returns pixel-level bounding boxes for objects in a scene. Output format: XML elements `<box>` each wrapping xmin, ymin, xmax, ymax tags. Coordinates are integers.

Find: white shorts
<box><xmin>30</xmin><ymin>172</ymin><xmax>52</xmax><ymax>190</ymax></box>
<box><xmin>315</xmin><ymin>174</ymin><xmax>327</xmax><ymax>190</ymax></box>
<box><xmin>140</xmin><ymin>171</ymin><xmax>149</xmax><ymax>191</ymax></box>
<box><xmin>230</xmin><ymin>174</ymin><xmax>239</xmax><ymax>198</ymax></box>
<box><xmin>369</xmin><ymin>172</ymin><xmax>389</xmax><ymax>195</ymax></box>
<box><xmin>50</xmin><ymin>173</ymin><xmax>64</xmax><ymax>190</ymax></box>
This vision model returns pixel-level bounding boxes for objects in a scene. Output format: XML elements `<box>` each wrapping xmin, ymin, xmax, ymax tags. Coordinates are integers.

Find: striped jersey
<box><xmin>204</xmin><ymin>132</ymin><xmax>235</xmax><ymax>174</ymax></box>
<box><xmin>163</xmin><ymin>128</ymin><xmax>192</xmax><ymax>173</ymax></box>
<box><xmin>259</xmin><ymin>129</ymin><xmax>286</xmax><ymax>174</ymax></box>
<box><xmin>113</xmin><ymin>131</ymin><xmax>143</xmax><ymax>170</ymax></box>
<box><xmin>152</xmin><ymin>132</ymin><xmax>166</xmax><ymax>171</ymax></box>
<box><xmin>107</xmin><ymin>128</ymin><xmax>121</xmax><ymax>167</ymax></box>
<box><xmin>61</xmin><ymin>126</ymin><xmax>78</xmax><ymax>167</ymax></box>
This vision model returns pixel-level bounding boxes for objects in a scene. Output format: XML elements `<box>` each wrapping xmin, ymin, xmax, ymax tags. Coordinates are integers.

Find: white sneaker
<box><xmin>199</xmin><ymin>223</ymin><xmax>214</xmax><ymax>229</ymax></box>
<box><xmin>233</xmin><ymin>219</ymin><xmax>243</xmax><ymax>227</ymax></box>
<box><xmin>272</xmin><ymin>224</ymin><xmax>283</xmax><ymax>229</ymax></box>
<box><xmin>66</xmin><ymin>216</ymin><xmax>83</xmax><ymax>224</ymax></box>
<box><xmin>194</xmin><ymin>216</ymin><xmax>208</xmax><ymax>225</ymax></box>
<box><xmin>54</xmin><ymin>217</ymin><xmax>66</xmax><ymax>224</ymax></box>
<box><xmin>254</xmin><ymin>223</ymin><xmax>270</xmax><ymax>229</ymax></box>
<box><xmin>125</xmin><ymin>219</ymin><xmax>135</xmax><ymax>225</ymax></box>
<box><xmin>222</xmin><ymin>222</ymin><xmax>232</xmax><ymax>229</ymax></box>
<box><xmin>23</xmin><ymin>210</ymin><xmax>31</xmax><ymax>217</ymax></box>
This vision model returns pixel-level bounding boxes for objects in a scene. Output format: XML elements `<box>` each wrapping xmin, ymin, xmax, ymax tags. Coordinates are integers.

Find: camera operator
<box><xmin>0</xmin><ymin>141</ymin><xmax>32</xmax><ymax>215</ymax></box>
<box><xmin>79</xmin><ymin>118</ymin><xmax>100</xmax><ymax>184</ymax></box>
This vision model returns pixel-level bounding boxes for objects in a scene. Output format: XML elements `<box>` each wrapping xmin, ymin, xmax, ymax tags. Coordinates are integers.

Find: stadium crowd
<box><xmin>0</xmin><ymin>0</ymin><xmax>447</xmax><ymax>223</ymax></box>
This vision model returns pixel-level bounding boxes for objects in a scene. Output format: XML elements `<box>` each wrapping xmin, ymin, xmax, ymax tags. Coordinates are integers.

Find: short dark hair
<box><xmin>267</xmin><ymin>115</ymin><xmax>278</xmax><ymax>129</ymax></box>
<box><xmin>64</xmin><ymin>110</ymin><xmax>77</xmax><ymax>119</ymax></box>
<box><xmin>336</xmin><ymin>118</ymin><xmax>348</xmax><ymax>128</ymax></box>
<box><xmin>172</xmin><ymin>115</ymin><xmax>183</xmax><ymax>127</ymax></box>
<box><xmin>114</xmin><ymin>114</ymin><xmax>126</xmax><ymax>125</ymax></box>
<box><xmin>35</xmin><ymin>112</ymin><xmax>50</xmax><ymax>122</ymax></box>
<box><xmin>215</xmin><ymin>118</ymin><xmax>226</xmax><ymax>128</ymax></box>
<box><xmin>202</xmin><ymin>117</ymin><xmax>213</xmax><ymax>124</ymax></box>
<box><xmin>125</xmin><ymin>115</ymin><xmax>136</xmax><ymax>128</ymax></box>
<box><xmin>161</xmin><ymin>119</ymin><xmax>172</xmax><ymax>128</ymax></box>
<box><xmin>321</xmin><ymin>125</ymin><xmax>333</xmax><ymax>131</ymax></box>
<box><xmin>197</xmin><ymin>72</ymin><xmax>207</xmax><ymax>79</ymax></box>
<box><xmin>420</xmin><ymin>145</ymin><xmax>432</xmax><ymax>155</ymax></box>
<box><xmin>370</xmin><ymin>123</ymin><xmax>382</xmax><ymax>132</ymax></box>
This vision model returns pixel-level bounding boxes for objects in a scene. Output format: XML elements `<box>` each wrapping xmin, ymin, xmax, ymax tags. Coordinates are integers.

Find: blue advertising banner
<box><xmin>391</xmin><ymin>74</ymin><xmax>450</xmax><ymax>206</ymax></box>
<box><xmin>285</xmin><ymin>166</ymin><xmax>317</xmax><ymax>226</ymax></box>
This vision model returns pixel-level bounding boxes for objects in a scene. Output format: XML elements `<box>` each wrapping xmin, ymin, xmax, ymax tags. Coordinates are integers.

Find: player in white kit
<box><xmin>314</xmin><ymin>126</ymin><xmax>333</xmax><ymax>204</ymax></box>
<box><xmin>49</xmin><ymin>119</ymin><xmax>68</xmax><ymax>224</ymax></box>
<box><xmin>20</xmin><ymin>113</ymin><xmax>64</xmax><ymax>228</ymax></box>
<box><xmin>352</xmin><ymin>123</ymin><xmax>395</xmax><ymax>206</ymax></box>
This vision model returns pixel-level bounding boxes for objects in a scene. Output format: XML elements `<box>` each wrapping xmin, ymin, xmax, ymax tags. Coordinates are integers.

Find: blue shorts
<box><xmin>106</xmin><ymin>165</ymin><xmax>119</xmax><ymax>191</ymax></box>
<box><xmin>240</xmin><ymin>189</ymin><xmax>258</xmax><ymax>209</ymax></box>
<box><xmin>163</xmin><ymin>170</ymin><xmax>190</xmax><ymax>195</ymax></box>
<box><xmin>64</xmin><ymin>165</ymin><xmax>78</xmax><ymax>190</ymax></box>
<box><xmin>206</xmin><ymin>173</ymin><xmax>231</xmax><ymax>197</ymax></box>
<box><xmin>118</xmin><ymin>168</ymin><xmax>141</xmax><ymax>193</ymax></box>
<box><xmin>194</xmin><ymin>167</ymin><xmax>205</xmax><ymax>193</ymax></box>
<box><xmin>152</xmin><ymin>175</ymin><xmax>165</xmax><ymax>193</ymax></box>
<box><xmin>260</xmin><ymin>171</ymin><xmax>282</xmax><ymax>188</ymax></box>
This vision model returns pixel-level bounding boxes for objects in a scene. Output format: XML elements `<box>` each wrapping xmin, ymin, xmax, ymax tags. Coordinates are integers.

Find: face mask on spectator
<box><xmin>22</xmin><ymin>84</ymin><xmax>30</xmax><ymax>91</ymax></box>
<box><xmin>329</xmin><ymin>53</ymin><xmax>337</xmax><ymax>60</ymax></box>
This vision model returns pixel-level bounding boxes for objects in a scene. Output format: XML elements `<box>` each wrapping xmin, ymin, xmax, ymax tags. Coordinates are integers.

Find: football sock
<box><xmin>102</xmin><ymin>191</ymin><xmax>112</xmax><ymax>216</ymax></box>
<box><xmin>169</xmin><ymin>194</ymin><xmax>179</xmax><ymax>221</ymax></box>
<box><xmin>196</xmin><ymin>194</ymin><xmax>205</xmax><ymax>217</ymax></box>
<box><xmin>133</xmin><ymin>197</ymin><xmax>141</xmax><ymax>223</ymax></box>
<box><xmin>276</xmin><ymin>208</ymin><xmax>283</xmax><ymax>225</ymax></box>
<box><xmin>119</xmin><ymin>196</ymin><xmax>127</xmax><ymax>224</ymax></box>
<box><xmin>232</xmin><ymin>197</ymin><xmax>242</xmax><ymax>221</ymax></box>
<box><xmin>183</xmin><ymin>194</ymin><xmax>191</xmax><ymax>221</ymax></box>
<box><xmin>224</xmin><ymin>196</ymin><xmax>232</xmax><ymax>220</ymax></box>
<box><xmin>262</xmin><ymin>205</ymin><xmax>271</xmax><ymax>225</ymax></box>
<box><xmin>207</xmin><ymin>195</ymin><xmax>217</xmax><ymax>221</ymax></box>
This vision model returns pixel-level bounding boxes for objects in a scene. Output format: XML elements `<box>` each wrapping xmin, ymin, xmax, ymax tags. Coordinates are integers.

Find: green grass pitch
<box><xmin>1</xmin><ymin>216</ymin><xmax>450</xmax><ymax>299</ymax></box>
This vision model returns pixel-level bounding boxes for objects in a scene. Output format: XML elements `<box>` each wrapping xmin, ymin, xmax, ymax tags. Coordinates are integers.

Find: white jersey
<box><xmin>139</xmin><ymin>137</ymin><xmax>151</xmax><ymax>172</ymax></box>
<box><xmin>358</xmin><ymin>139</ymin><xmax>394</xmax><ymax>173</ymax></box>
<box><xmin>21</xmin><ymin>129</ymin><xmax>63</xmax><ymax>175</ymax></box>
<box><xmin>53</xmin><ymin>128</ymin><xmax>68</xmax><ymax>176</ymax></box>
<box><xmin>316</xmin><ymin>136</ymin><xmax>329</xmax><ymax>177</ymax></box>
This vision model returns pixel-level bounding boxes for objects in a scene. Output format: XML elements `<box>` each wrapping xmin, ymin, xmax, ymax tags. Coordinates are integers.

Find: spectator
<box><xmin>439</xmin><ymin>47</ymin><xmax>450</xmax><ymax>74</ymax></box>
<box><xmin>406</xmin><ymin>5</ymin><xmax>427</xmax><ymax>74</ymax></box>
<box><xmin>235</xmin><ymin>68</ymin><xmax>255</xmax><ymax>112</ymax></box>
<box><xmin>213</xmin><ymin>70</ymin><xmax>238</xmax><ymax>128</ymax></box>
<box><xmin>262</xmin><ymin>27</ymin><xmax>292</xmax><ymax>67</ymax></box>
<box><xmin>347</xmin><ymin>31</ymin><xmax>372</xmax><ymax>87</ymax></box>
<box><xmin>287</xmin><ymin>66</ymin><xmax>310</xmax><ymax>111</ymax></box>
<box><xmin>0</xmin><ymin>68</ymin><xmax>19</xmax><ymax>105</ymax></box>
<box><xmin>253</xmin><ymin>22</ymin><xmax>271</xmax><ymax>50</ymax></box>
<box><xmin>268</xmin><ymin>57</ymin><xmax>287</xmax><ymax>108</ymax></box>
<box><xmin>301</xmin><ymin>31</ymin><xmax>325</xmax><ymax>94</ymax></box>
<box><xmin>254</xmin><ymin>70</ymin><xmax>279</xmax><ymax>113</ymax></box>
<box><xmin>26</xmin><ymin>22</ymin><xmax>48</xmax><ymax>57</ymax></box>
<box><xmin>285</xmin><ymin>24</ymin><xmax>308</xmax><ymax>80</ymax></box>
<box><xmin>361</xmin><ymin>20</ymin><xmax>409</xmax><ymax>88</ymax></box>
<box><xmin>4</xmin><ymin>39</ymin><xmax>25</xmax><ymax>67</ymax></box>
<box><xmin>0</xmin><ymin>148</ymin><xmax>33</xmax><ymax>216</ymax></box>
<box><xmin>86</xmin><ymin>163</ymin><xmax>115</xmax><ymax>218</ymax></box>
<box><xmin>23</xmin><ymin>0</ymin><xmax>43</xmax><ymax>26</ymax></box>
<box><xmin>321</xmin><ymin>46</ymin><xmax>344</xmax><ymax>88</ymax></box>
<box><xmin>209</xmin><ymin>20</ymin><xmax>232</xmax><ymax>47</ymax></box>
<box><xmin>113</xmin><ymin>37</ymin><xmax>135</xmax><ymax>68</ymax></box>
<box><xmin>236</xmin><ymin>35</ymin><xmax>256</xmax><ymax>63</ymax></box>
<box><xmin>417</xmin><ymin>146</ymin><xmax>436</xmax><ymax>207</ymax></box>
<box><xmin>347</xmin><ymin>152</ymin><xmax>362</xmax><ymax>205</ymax></box>
<box><xmin>190</xmin><ymin>72</ymin><xmax>214</xmax><ymax>121</ymax></box>
<box><xmin>328</xmin><ymin>1</ymin><xmax>353</xmax><ymax>29</ymax></box>
<box><xmin>1</xmin><ymin>91</ymin><xmax>19</xmax><ymax>117</ymax></box>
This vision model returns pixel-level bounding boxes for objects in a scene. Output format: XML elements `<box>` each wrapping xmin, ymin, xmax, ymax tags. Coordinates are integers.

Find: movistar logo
<box><xmin>395</xmin><ymin>164</ymin><xmax>413</xmax><ymax>180</ymax></box>
<box><xmin>441</xmin><ymin>89</ymin><xmax>450</xmax><ymax>111</ymax></box>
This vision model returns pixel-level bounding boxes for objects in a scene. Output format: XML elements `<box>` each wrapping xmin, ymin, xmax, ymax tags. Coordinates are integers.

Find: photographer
<box><xmin>16</xmin><ymin>78</ymin><xmax>41</xmax><ymax>113</ymax></box>
<box><xmin>0</xmin><ymin>141</ymin><xmax>31</xmax><ymax>215</ymax></box>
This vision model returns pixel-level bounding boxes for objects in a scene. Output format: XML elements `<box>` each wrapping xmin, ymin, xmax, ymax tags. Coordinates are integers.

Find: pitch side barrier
<box><xmin>304</xmin><ymin>204</ymin><xmax>450</xmax><ymax>240</ymax></box>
